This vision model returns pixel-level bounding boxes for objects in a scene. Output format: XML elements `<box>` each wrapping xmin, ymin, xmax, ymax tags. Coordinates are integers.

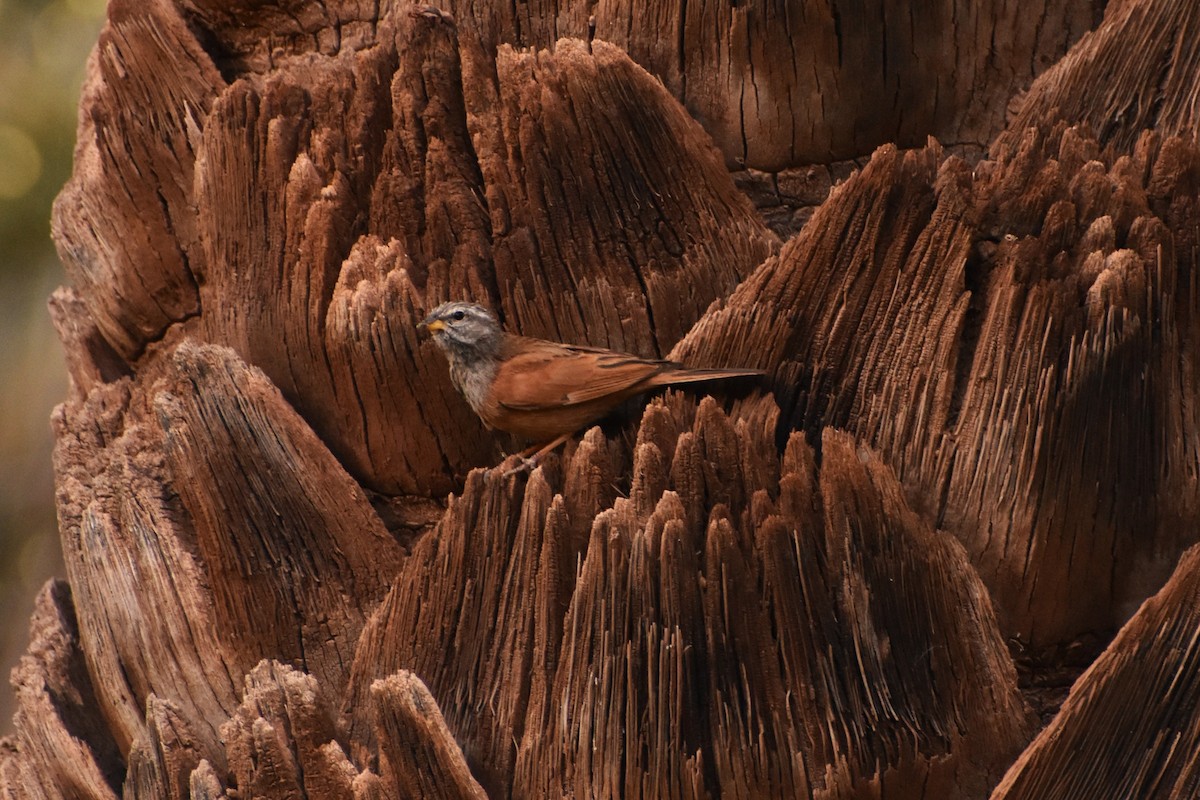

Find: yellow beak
<box><xmin>419</xmin><ymin>318</ymin><xmax>446</xmax><ymax>333</ymax></box>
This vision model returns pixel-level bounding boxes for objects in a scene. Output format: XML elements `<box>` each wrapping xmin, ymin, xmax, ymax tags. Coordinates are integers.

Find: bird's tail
<box><xmin>648</xmin><ymin>367</ymin><xmax>765</xmax><ymax>389</ymax></box>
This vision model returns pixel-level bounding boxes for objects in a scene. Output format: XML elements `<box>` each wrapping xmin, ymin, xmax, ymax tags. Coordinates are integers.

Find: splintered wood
<box><xmin>676</xmin><ymin>128</ymin><xmax>1200</xmax><ymax>649</ymax></box>
<box><xmin>348</xmin><ymin>402</ymin><xmax>1030</xmax><ymax>798</ymax></box>
<box><xmin>132</xmin><ymin>3</ymin><xmax>777</xmax><ymax>497</ymax></box>
<box><xmin>990</xmin><ymin>544</ymin><xmax>1200</xmax><ymax>798</ymax></box>
<box><xmin>6</xmin><ymin>0</ymin><xmax>1200</xmax><ymax>798</ymax></box>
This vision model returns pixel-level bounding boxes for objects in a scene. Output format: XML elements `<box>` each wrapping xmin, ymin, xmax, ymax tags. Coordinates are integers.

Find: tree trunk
<box><xmin>5</xmin><ymin>0</ymin><xmax>1200</xmax><ymax>797</ymax></box>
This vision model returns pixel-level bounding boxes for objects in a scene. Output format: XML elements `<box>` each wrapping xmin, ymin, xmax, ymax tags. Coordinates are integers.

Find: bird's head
<box><xmin>418</xmin><ymin>301</ymin><xmax>502</xmax><ymax>361</ymax></box>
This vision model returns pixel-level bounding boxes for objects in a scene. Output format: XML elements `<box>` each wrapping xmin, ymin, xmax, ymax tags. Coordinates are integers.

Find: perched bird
<box><xmin>418</xmin><ymin>301</ymin><xmax>762</xmax><ymax>467</ymax></box>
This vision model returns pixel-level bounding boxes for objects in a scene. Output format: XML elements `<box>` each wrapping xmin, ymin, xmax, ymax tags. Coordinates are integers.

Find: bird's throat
<box><xmin>446</xmin><ymin>347</ymin><xmax>498</xmax><ymax>415</ymax></box>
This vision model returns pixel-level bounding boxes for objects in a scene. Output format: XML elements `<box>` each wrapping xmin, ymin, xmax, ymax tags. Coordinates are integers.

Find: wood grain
<box><xmin>51</xmin><ymin>0</ymin><xmax>223</xmax><ymax>359</ymax></box>
<box><xmin>166</xmin><ymin>0</ymin><xmax>1102</xmax><ymax>169</ymax></box>
<box><xmin>6</xmin><ymin>0</ymin><xmax>1200</xmax><ymax>797</ymax></box>
<box><xmin>1009</xmin><ymin>0</ymin><xmax>1200</xmax><ymax>153</ymax></box>
<box><xmin>992</xmin><ymin>543</ymin><xmax>1200</xmax><ymax>798</ymax></box>
<box><xmin>6</xmin><ymin>581</ymin><xmax>122</xmax><ymax>800</ymax></box>
<box><xmin>675</xmin><ymin>126</ymin><xmax>1200</xmax><ymax>649</ymax></box>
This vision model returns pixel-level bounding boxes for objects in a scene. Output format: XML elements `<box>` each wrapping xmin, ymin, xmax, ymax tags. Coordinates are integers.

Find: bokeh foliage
<box><xmin>0</xmin><ymin>0</ymin><xmax>105</xmax><ymax>268</ymax></box>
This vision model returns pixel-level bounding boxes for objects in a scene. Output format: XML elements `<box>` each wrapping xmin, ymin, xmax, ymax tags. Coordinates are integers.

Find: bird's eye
<box><xmin>452</xmin><ymin>310</ymin><xmax>466</xmax><ymax>321</ymax></box>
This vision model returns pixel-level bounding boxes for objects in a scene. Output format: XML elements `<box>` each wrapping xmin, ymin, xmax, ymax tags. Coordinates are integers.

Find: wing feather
<box><xmin>492</xmin><ymin>335</ymin><xmax>668</xmax><ymax>410</ymax></box>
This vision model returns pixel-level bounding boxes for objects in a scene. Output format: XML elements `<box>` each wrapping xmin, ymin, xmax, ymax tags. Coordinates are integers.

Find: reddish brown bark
<box><xmin>5</xmin><ymin>0</ymin><xmax>1200</xmax><ymax>798</ymax></box>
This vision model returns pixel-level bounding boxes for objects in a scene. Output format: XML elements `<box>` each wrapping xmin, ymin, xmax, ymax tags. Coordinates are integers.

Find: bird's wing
<box><xmin>492</xmin><ymin>335</ymin><xmax>669</xmax><ymax>410</ymax></box>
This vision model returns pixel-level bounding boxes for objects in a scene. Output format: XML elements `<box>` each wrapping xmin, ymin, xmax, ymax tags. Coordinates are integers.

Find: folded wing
<box><xmin>493</xmin><ymin>336</ymin><xmax>670</xmax><ymax>410</ymax></box>
<box><xmin>493</xmin><ymin>335</ymin><xmax>763</xmax><ymax>411</ymax></box>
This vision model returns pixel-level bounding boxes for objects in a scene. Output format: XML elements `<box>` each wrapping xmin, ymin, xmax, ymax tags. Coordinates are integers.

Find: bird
<box><xmin>418</xmin><ymin>301</ymin><xmax>763</xmax><ymax>469</ymax></box>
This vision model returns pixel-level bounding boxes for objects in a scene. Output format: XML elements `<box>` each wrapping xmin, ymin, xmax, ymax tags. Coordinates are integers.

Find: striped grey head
<box><xmin>418</xmin><ymin>301</ymin><xmax>503</xmax><ymax>365</ymax></box>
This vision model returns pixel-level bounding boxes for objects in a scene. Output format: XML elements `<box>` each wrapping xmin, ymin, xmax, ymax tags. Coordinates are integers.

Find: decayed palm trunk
<box><xmin>4</xmin><ymin>0</ymin><xmax>1200</xmax><ymax>797</ymax></box>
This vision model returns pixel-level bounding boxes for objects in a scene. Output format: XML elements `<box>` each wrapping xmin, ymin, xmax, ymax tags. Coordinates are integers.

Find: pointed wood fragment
<box><xmin>123</xmin><ymin>698</ymin><xmax>204</xmax><ymax>800</ymax></box>
<box><xmin>6</xmin><ymin>581</ymin><xmax>123</xmax><ymax>800</ymax></box>
<box><xmin>346</xmin><ymin>464</ymin><xmax>564</xmax><ymax>794</ymax></box>
<box><xmin>992</xmin><ymin>543</ymin><xmax>1200</xmax><ymax>799</ymax></box>
<box><xmin>52</xmin><ymin>378</ymin><xmax>236</xmax><ymax>759</ymax></box>
<box><xmin>221</xmin><ymin>661</ymin><xmax>358</xmax><ymax>800</ymax></box>
<box><xmin>477</xmin><ymin>39</ymin><xmax>778</xmax><ymax>355</ymax></box>
<box><xmin>942</xmin><ymin>127</ymin><xmax>1200</xmax><ymax>645</ymax></box>
<box><xmin>1009</xmin><ymin>0</ymin><xmax>1200</xmax><ymax>153</ymax></box>
<box><xmin>371</xmin><ymin>672</ymin><xmax>488</xmax><ymax>800</ymax></box>
<box><xmin>51</xmin><ymin>0</ymin><xmax>222</xmax><ymax>358</ymax></box>
<box><xmin>157</xmin><ymin>342</ymin><xmax>405</xmax><ymax>696</ymax></box>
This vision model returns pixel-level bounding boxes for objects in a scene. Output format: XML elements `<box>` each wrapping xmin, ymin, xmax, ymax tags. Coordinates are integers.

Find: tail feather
<box><xmin>647</xmin><ymin>366</ymin><xmax>765</xmax><ymax>389</ymax></box>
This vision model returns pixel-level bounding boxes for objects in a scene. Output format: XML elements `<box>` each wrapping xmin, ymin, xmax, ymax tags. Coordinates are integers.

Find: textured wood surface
<box><xmin>5</xmin><ymin>0</ymin><xmax>1200</xmax><ymax>797</ymax></box>
<box><xmin>990</xmin><ymin>543</ymin><xmax>1200</xmax><ymax>798</ymax></box>
<box><xmin>1009</xmin><ymin>0</ymin><xmax>1200</xmax><ymax>152</ymax></box>
<box><xmin>675</xmin><ymin>123</ymin><xmax>1200</xmax><ymax>648</ymax></box>
<box><xmin>169</xmin><ymin>0</ymin><xmax>1103</xmax><ymax>168</ymax></box>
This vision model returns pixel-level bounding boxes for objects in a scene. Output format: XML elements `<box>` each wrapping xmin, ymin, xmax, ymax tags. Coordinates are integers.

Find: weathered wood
<box><xmin>158</xmin><ymin>343</ymin><xmax>406</xmax><ymax>695</ymax></box>
<box><xmin>50</xmin><ymin>0</ymin><xmax>222</xmax><ymax>359</ymax></box>
<box><xmin>345</xmin><ymin>445</ymin><xmax>606</xmax><ymax>794</ymax></box>
<box><xmin>1009</xmin><ymin>0</ymin><xmax>1200</xmax><ymax>152</ymax></box>
<box><xmin>5</xmin><ymin>581</ymin><xmax>122</xmax><ymax>800</ymax></box>
<box><xmin>44</xmin><ymin>335</ymin><xmax>404</xmax><ymax>776</ymax></box>
<box><xmin>171</xmin><ymin>0</ymin><xmax>1102</xmax><ymax>168</ymax></box>
<box><xmin>123</xmin><ymin>697</ymin><xmax>204</xmax><ymax>800</ymax></box>
<box><xmin>220</xmin><ymin>661</ymin><xmax>359</xmax><ymax>799</ymax></box>
<box><xmin>372</xmin><ymin>671</ymin><xmax>489</xmax><ymax>800</ymax></box>
<box><xmin>676</xmin><ymin>125</ymin><xmax>1200</xmax><ymax>649</ymax></box>
<box><xmin>47</xmin><ymin>287</ymin><xmax>129</xmax><ymax>402</ymax></box>
<box><xmin>345</xmin><ymin>394</ymin><xmax>1032</xmax><ymax>798</ymax></box>
<box><xmin>50</xmin><ymin>372</ymin><xmax>233</xmax><ymax>762</ymax></box>
<box><xmin>991</xmin><ymin>543</ymin><xmax>1200</xmax><ymax>798</ymax></box>
<box><xmin>7</xmin><ymin>0</ymin><xmax>1200</xmax><ymax>798</ymax></box>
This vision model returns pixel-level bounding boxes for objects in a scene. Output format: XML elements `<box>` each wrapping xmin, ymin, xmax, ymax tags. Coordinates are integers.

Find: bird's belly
<box><xmin>480</xmin><ymin>399</ymin><xmax>620</xmax><ymax>442</ymax></box>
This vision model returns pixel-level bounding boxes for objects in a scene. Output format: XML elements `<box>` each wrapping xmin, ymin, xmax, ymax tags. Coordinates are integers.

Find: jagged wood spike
<box><xmin>371</xmin><ymin>672</ymin><xmax>488</xmax><ymax>800</ymax></box>
<box><xmin>992</xmin><ymin>543</ymin><xmax>1200</xmax><ymax>799</ymax></box>
<box><xmin>5</xmin><ymin>581</ymin><xmax>123</xmax><ymax>800</ymax></box>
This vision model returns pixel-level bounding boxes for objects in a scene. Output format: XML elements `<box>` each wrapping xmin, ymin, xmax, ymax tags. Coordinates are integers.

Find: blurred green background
<box><xmin>0</xmin><ymin>0</ymin><xmax>106</xmax><ymax>733</ymax></box>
